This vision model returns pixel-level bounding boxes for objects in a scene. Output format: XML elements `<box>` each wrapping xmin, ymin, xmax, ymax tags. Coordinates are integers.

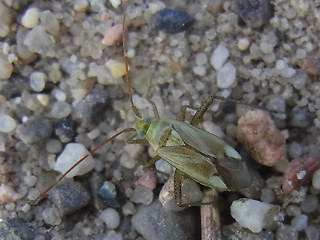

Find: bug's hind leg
<box><xmin>178</xmin><ymin>106</ymin><xmax>187</xmax><ymax>122</ymax></box>
<box><xmin>190</xmin><ymin>96</ymin><xmax>217</xmax><ymax>127</ymax></box>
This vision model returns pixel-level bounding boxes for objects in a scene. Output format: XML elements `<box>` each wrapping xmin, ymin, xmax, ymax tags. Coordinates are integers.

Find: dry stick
<box><xmin>201</xmin><ymin>190</ymin><xmax>222</xmax><ymax>240</ymax></box>
<box><xmin>36</xmin><ymin>128</ymin><xmax>136</xmax><ymax>203</ymax></box>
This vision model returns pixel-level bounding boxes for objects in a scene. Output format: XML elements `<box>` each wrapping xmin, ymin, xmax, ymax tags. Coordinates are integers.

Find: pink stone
<box><xmin>135</xmin><ymin>169</ymin><xmax>157</xmax><ymax>190</ymax></box>
<box><xmin>102</xmin><ymin>24</ymin><xmax>123</xmax><ymax>46</ymax></box>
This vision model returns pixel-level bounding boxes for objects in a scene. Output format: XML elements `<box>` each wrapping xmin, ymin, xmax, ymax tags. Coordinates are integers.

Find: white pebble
<box><xmin>42</xmin><ymin>207</ymin><xmax>62</xmax><ymax>225</ymax></box>
<box><xmin>46</xmin><ymin>139</ymin><xmax>62</xmax><ymax>153</ymax></box>
<box><xmin>291</xmin><ymin>214</ymin><xmax>308</xmax><ymax>231</ymax></box>
<box><xmin>27</xmin><ymin>188</ymin><xmax>40</xmax><ymax>201</ymax></box>
<box><xmin>24</xmin><ymin>175</ymin><xmax>37</xmax><ymax>187</ymax></box>
<box><xmin>110</xmin><ymin>0</ymin><xmax>121</xmax><ymax>8</ymax></box>
<box><xmin>50</xmin><ymin>101</ymin><xmax>71</xmax><ymax>118</ymax></box>
<box><xmin>87</xmin><ymin>129</ymin><xmax>100</xmax><ymax>140</ymax></box>
<box><xmin>74</xmin><ymin>0</ymin><xmax>89</xmax><ymax>11</ymax></box>
<box><xmin>195</xmin><ymin>52</ymin><xmax>208</xmax><ymax>66</ymax></box>
<box><xmin>312</xmin><ymin>169</ymin><xmax>320</xmax><ymax>189</ymax></box>
<box><xmin>106</xmin><ymin>59</ymin><xmax>126</xmax><ymax>78</ymax></box>
<box><xmin>29</xmin><ymin>72</ymin><xmax>46</xmax><ymax>92</ymax></box>
<box><xmin>54</xmin><ymin>143</ymin><xmax>95</xmax><ymax>177</ymax></box>
<box><xmin>0</xmin><ymin>114</ymin><xmax>16</xmax><ymax>133</ymax></box>
<box><xmin>231</xmin><ymin>198</ymin><xmax>278</xmax><ymax>233</ymax></box>
<box><xmin>21</xmin><ymin>7</ymin><xmax>40</xmax><ymax>28</ymax></box>
<box><xmin>238</xmin><ymin>37</ymin><xmax>250</xmax><ymax>51</ymax></box>
<box><xmin>217</xmin><ymin>63</ymin><xmax>236</xmax><ymax>88</ymax></box>
<box><xmin>276</xmin><ymin>60</ymin><xmax>286</xmax><ymax>70</ymax></box>
<box><xmin>0</xmin><ymin>56</ymin><xmax>13</xmax><ymax>80</ymax></box>
<box><xmin>193</xmin><ymin>66</ymin><xmax>206</xmax><ymax>76</ymax></box>
<box><xmin>22</xmin><ymin>203</ymin><xmax>31</xmax><ymax>212</ymax></box>
<box><xmin>99</xmin><ymin>208</ymin><xmax>120</xmax><ymax>229</ymax></box>
<box><xmin>210</xmin><ymin>45</ymin><xmax>229</xmax><ymax>70</ymax></box>
<box><xmin>5</xmin><ymin>203</ymin><xmax>15</xmax><ymax>211</ymax></box>
<box><xmin>52</xmin><ymin>89</ymin><xmax>67</xmax><ymax>101</ymax></box>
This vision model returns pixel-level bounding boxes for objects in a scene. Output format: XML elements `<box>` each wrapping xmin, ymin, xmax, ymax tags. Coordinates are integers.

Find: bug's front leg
<box><xmin>190</xmin><ymin>96</ymin><xmax>219</xmax><ymax>127</ymax></box>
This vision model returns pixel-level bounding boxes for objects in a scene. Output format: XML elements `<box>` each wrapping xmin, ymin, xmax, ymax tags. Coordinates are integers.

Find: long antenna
<box><xmin>122</xmin><ymin>14</ymin><xmax>142</xmax><ymax>119</ymax></box>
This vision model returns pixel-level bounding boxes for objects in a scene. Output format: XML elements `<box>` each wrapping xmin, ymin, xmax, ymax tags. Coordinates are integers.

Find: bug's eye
<box><xmin>137</xmin><ymin>130</ymin><xmax>146</xmax><ymax>137</ymax></box>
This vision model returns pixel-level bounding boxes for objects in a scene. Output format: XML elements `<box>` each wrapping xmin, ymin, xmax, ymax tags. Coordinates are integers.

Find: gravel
<box><xmin>1</xmin><ymin>1</ymin><xmax>320</xmax><ymax>239</ymax></box>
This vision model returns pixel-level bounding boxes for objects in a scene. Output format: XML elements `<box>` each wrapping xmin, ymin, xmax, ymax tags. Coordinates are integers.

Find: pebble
<box><xmin>102</xmin><ymin>24</ymin><xmax>123</xmax><ymax>46</ymax></box>
<box><xmin>231</xmin><ymin>0</ymin><xmax>273</xmax><ymax>28</ymax></box>
<box><xmin>301</xmin><ymin>56</ymin><xmax>320</xmax><ymax>76</ymax></box>
<box><xmin>230</xmin><ymin>198</ymin><xmax>280</xmax><ymax>233</ymax></box>
<box><xmin>266</xmin><ymin>95</ymin><xmax>286</xmax><ymax>113</ymax></box>
<box><xmin>0</xmin><ymin>114</ymin><xmax>16</xmax><ymax>133</ymax></box>
<box><xmin>132</xmin><ymin>199</ymin><xmax>200</xmax><ymax>240</ymax></box>
<box><xmin>312</xmin><ymin>169</ymin><xmax>320</xmax><ymax>189</ymax></box>
<box><xmin>217</xmin><ymin>62</ymin><xmax>236</xmax><ymax>88</ymax></box>
<box><xmin>291</xmin><ymin>214</ymin><xmax>308</xmax><ymax>231</ymax></box>
<box><xmin>282</xmin><ymin>156</ymin><xmax>320</xmax><ymax>194</ymax></box>
<box><xmin>288</xmin><ymin>141</ymin><xmax>303</xmax><ymax>159</ymax></box>
<box><xmin>210</xmin><ymin>45</ymin><xmax>229</xmax><ymax>70</ymax></box>
<box><xmin>54</xmin><ymin>118</ymin><xmax>77</xmax><ymax>142</ymax></box>
<box><xmin>305</xmin><ymin>225</ymin><xmax>320</xmax><ymax>240</ymax></box>
<box><xmin>23</xmin><ymin>175</ymin><xmax>37</xmax><ymax>187</ymax></box>
<box><xmin>24</xmin><ymin>26</ymin><xmax>55</xmax><ymax>57</ymax></box>
<box><xmin>238</xmin><ymin>37</ymin><xmax>250</xmax><ymax>51</ymax></box>
<box><xmin>16</xmin><ymin>117</ymin><xmax>53</xmax><ymax>144</ymax></box>
<box><xmin>0</xmin><ymin>2</ymin><xmax>13</xmax><ymax>38</ymax></box>
<box><xmin>0</xmin><ymin>218</ymin><xmax>35</xmax><ymax>240</ymax></box>
<box><xmin>39</xmin><ymin>10</ymin><xmax>60</xmax><ymax>36</ymax></box>
<box><xmin>237</xmin><ymin>110</ymin><xmax>286</xmax><ymax>166</ymax></box>
<box><xmin>74</xmin><ymin>0</ymin><xmax>89</xmax><ymax>11</ymax></box>
<box><xmin>260</xmin><ymin>188</ymin><xmax>275</xmax><ymax>203</ymax></box>
<box><xmin>122</xmin><ymin>201</ymin><xmax>136</xmax><ymax>216</ymax></box>
<box><xmin>49</xmin><ymin>182</ymin><xmax>90</xmax><ymax>216</ymax></box>
<box><xmin>45</xmin><ymin>139</ymin><xmax>63</xmax><ymax>154</ymax></box>
<box><xmin>99</xmin><ymin>181</ymin><xmax>120</xmax><ymax>208</ymax></box>
<box><xmin>29</xmin><ymin>71</ymin><xmax>46</xmax><ymax>92</ymax></box>
<box><xmin>74</xmin><ymin>89</ymin><xmax>110</xmax><ymax>125</ymax></box>
<box><xmin>130</xmin><ymin>185</ymin><xmax>153</xmax><ymax>205</ymax></box>
<box><xmin>110</xmin><ymin>0</ymin><xmax>121</xmax><ymax>8</ymax></box>
<box><xmin>99</xmin><ymin>208</ymin><xmax>120</xmax><ymax>229</ymax></box>
<box><xmin>105</xmin><ymin>59</ymin><xmax>126</xmax><ymax>78</ymax></box>
<box><xmin>0</xmin><ymin>56</ymin><xmax>13</xmax><ymax>80</ymax></box>
<box><xmin>300</xmin><ymin>195</ymin><xmax>319</xmax><ymax>214</ymax></box>
<box><xmin>289</xmin><ymin>107</ymin><xmax>313</xmax><ymax>128</ymax></box>
<box><xmin>276</xmin><ymin>225</ymin><xmax>298</xmax><ymax>240</ymax></box>
<box><xmin>150</xmin><ymin>8</ymin><xmax>195</xmax><ymax>34</ymax></box>
<box><xmin>50</xmin><ymin>101</ymin><xmax>72</xmax><ymax>119</ymax></box>
<box><xmin>135</xmin><ymin>169</ymin><xmax>157</xmax><ymax>190</ymax></box>
<box><xmin>54</xmin><ymin>143</ymin><xmax>95</xmax><ymax>177</ymax></box>
<box><xmin>0</xmin><ymin>184</ymin><xmax>22</xmax><ymax>203</ymax></box>
<box><xmin>195</xmin><ymin>52</ymin><xmax>207</xmax><ymax>66</ymax></box>
<box><xmin>21</xmin><ymin>7</ymin><xmax>40</xmax><ymax>28</ymax></box>
<box><xmin>193</xmin><ymin>66</ymin><xmax>206</xmax><ymax>76</ymax></box>
<box><xmin>42</xmin><ymin>207</ymin><xmax>62</xmax><ymax>225</ymax></box>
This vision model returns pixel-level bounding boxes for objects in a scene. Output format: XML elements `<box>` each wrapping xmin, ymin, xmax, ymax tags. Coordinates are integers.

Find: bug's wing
<box><xmin>171</xmin><ymin>120</ymin><xmax>251</xmax><ymax>189</ymax></box>
<box><xmin>157</xmin><ymin>146</ymin><xmax>229</xmax><ymax>190</ymax></box>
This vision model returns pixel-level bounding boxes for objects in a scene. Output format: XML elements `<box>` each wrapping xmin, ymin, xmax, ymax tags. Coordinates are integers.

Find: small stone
<box><xmin>312</xmin><ymin>169</ymin><xmax>320</xmax><ymax>189</ymax></box>
<box><xmin>0</xmin><ymin>184</ymin><xmax>22</xmax><ymax>203</ymax></box>
<box><xmin>282</xmin><ymin>156</ymin><xmax>320</xmax><ymax>194</ymax></box>
<box><xmin>54</xmin><ymin>143</ymin><xmax>95</xmax><ymax>177</ymax></box>
<box><xmin>230</xmin><ymin>198</ymin><xmax>280</xmax><ymax>233</ymax></box>
<box><xmin>210</xmin><ymin>45</ymin><xmax>229</xmax><ymax>70</ymax></box>
<box><xmin>29</xmin><ymin>71</ymin><xmax>46</xmax><ymax>92</ymax></box>
<box><xmin>24</xmin><ymin>175</ymin><xmax>37</xmax><ymax>187</ymax></box>
<box><xmin>122</xmin><ymin>201</ymin><xmax>135</xmax><ymax>216</ymax></box>
<box><xmin>130</xmin><ymin>185</ymin><xmax>153</xmax><ymax>205</ymax></box>
<box><xmin>74</xmin><ymin>0</ymin><xmax>89</xmax><ymax>11</ymax></box>
<box><xmin>301</xmin><ymin>56</ymin><xmax>320</xmax><ymax>76</ymax></box>
<box><xmin>132</xmin><ymin>200</ymin><xmax>200</xmax><ymax>240</ymax></box>
<box><xmin>193</xmin><ymin>66</ymin><xmax>206</xmax><ymax>76</ymax></box>
<box><xmin>42</xmin><ymin>207</ymin><xmax>62</xmax><ymax>225</ymax></box>
<box><xmin>276</xmin><ymin>225</ymin><xmax>298</xmax><ymax>240</ymax></box>
<box><xmin>99</xmin><ymin>181</ymin><xmax>120</xmax><ymax>208</ymax></box>
<box><xmin>266</xmin><ymin>95</ymin><xmax>286</xmax><ymax>113</ymax></box>
<box><xmin>54</xmin><ymin>118</ymin><xmax>77</xmax><ymax>142</ymax></box>
<box><xmin>150</xmin><ymin>9</ymin><xmax>195</xmax><ymax>34</ymax></box>
<box><xmin>50</xmin><ymin>101</ymin><xmax>72</xmax><ymax>119</ymax></box>
<box><xmin>238</xmin><ymin>37</ymin><xmax>250</xmax><ymax>51</ymax></box>
<box><xmin>260</xmin><ymin>188</ymin><xmax>275</xmax><ymax>203</ymax></box>
<box><xmin>305</xmin><ymin>225</ymin><xmax>320</xmax><ymax>240</ymax></box>
<box><xmin>74</xmin><ymin>89</ymin><xmax>110</xmax><ymax>126</ymax></box>
<box><xmin>135</xmin><ymin>169</ymin><xmax>157</xmax><ymax>190</ymax></box>
<box><xmin>16</xmin><ymin>117</ymin><xmax>53</xmax><ymax>144</ymax></box>
<box><xmin>39</xmin><ymin>10</ymin><xmax>60</xmax><ymax>36</ymax></box>
<box><xmin>24</xmin><ymin>26</ymin><xmax>55</xmax><ymax>57</ymax></box>
<box><xmin>49</xmin><ymin>182</ymin><xmax>90</xmax><ymax>216</ymax></box>
<box><xmin>0</xmin><ymin>2</ymin><xmax>13</xmax><ymax>38</ymax></box>
<box><xmin>206</xmin><ymin>0</ymin><xmax>223</xmax><ymax>15</ymax></box>
<box><xmin>288</xmin><ymin>142</ymin><xmax>303</xmax><ymax>159</ymax></box>
<box><xmin>0</xmin><ymin>56</ymin><xmax>13</xmax><ymax>80</ymax></box>
<box><xmin>237</xmin><ymin>110</ymin><xmax>286</xmax><ymax>166</ymax></box>
<box><xmin>195</xmin><ymin>52</ymin><xmax>207</xmax><ymax>66</ymax></box>
<box><xmin>103</xmin><ymin>231</ymin><xmax>123</xmax><ymax>240</ymax></box>
<box><xmin>109</xmin><ymin>0</ymin><xmax>121</xmax><ymax>9</ymax></box>
<box><xmin>0</xmin><ymin>218</ymin><xmax>35</xmax><ymax>240</ymax></box>
<box><xmin>102</xmin><ymin>24</ymin><xmax>123</xmax><ymax>46</ymax></box>
<box><xmin>99</xmin><ymin>208</ymin><xmax>120</xmax><ymax>229</ymax></box>
<box><xmin>105</xmin><ymin>59</ymin><xmax>126</xmax><ymax>78</ymax></box>
<box><xmin>291</xmin><ymin>214</ymin><xmax>308</xmax><ymax>231</ymax></box>
<box><xmin>289</xmin><ymin>107</ymin><xmax>313</xmax><ymax>128</ymax></box>
<box><xmin>21</xmin><ymin>7</ymin><xmax>40</xmax><ymax>28</ymax></box>
<box><xmin>45</xmin><ymin>139</ymin><xmax>62</xmax><ymax>154</ymax></box>
<box><xmin>300</xmin><ymin>195</ymin><xmax>318</xmax><ymax>214</ymax></box>
<box><xmin>231</xmin><ymin>0</ymin><xmax>273</xmax><ymax>28</ymax></box>
<box><xmin>0</xmin><ymin>114</ymin><xmax>16</xmax><ymax>133</ymax></box>
<box><xmin>217</xmin><ymin>63</ymin><xmax>236</xmax><ymax>88</ymax></box>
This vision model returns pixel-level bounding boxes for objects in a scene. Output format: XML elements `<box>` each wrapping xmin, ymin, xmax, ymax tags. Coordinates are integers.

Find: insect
<box><xmin>37</xmin><ymin>15</ymin><xmax>251</xmax><ymax>206</ymax></box>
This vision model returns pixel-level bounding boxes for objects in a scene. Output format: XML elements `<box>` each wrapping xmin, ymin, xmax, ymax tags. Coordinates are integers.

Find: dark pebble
<box><xmin>132</xmin><ymin>200</ymin><xmax>200</xmax><ymax>240</ymax></box>
<box><xmin>99</xmin><ymin>181</ymin><xmax>120</xmax><ymax>208</ymax></box>
<box><xmin>54</xmin><ymin>117</ymin><xmax>77</xmax><ymax>142</ymax></box>
<box><xmin>231</xmin><ymin>0</ymin><xmax>273</xmax><ymax>28</ymax></box>
<box><xmin>289</xmin><ymin>107</ymin><xmax>314</xmax><ymax>128</ymax></box>
<box><xmin>49</xmin><ymin>182</ymin><xmax>91</xmax><ymax>216</ymax></box>
<box><xmin>150</xmin><ymin>9</ymin><xmax>195</xmax><ymax>34</ymax></box>
<box><xmin>16</xmin><ymin>117</ymin><xmax>53</xmax><ymax>144</ymax></box>
<box><xmin>0</xmin><ymin>218</ymin><xmax>35</xmax><ymax>240</ymax></box>
<box><xmin>74</xmin><ymin>89</ymin><xmax>110</xmax><ymax>126</ymax></box>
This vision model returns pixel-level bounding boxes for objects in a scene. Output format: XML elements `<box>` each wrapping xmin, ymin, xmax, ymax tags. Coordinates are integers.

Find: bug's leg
<box><xmin>178</xmin><ymin>105</ymin><xmax>187</xmax><ymax>122</ymax></box>
<box><xmin>150</xmin><ymin>101</ymin><xmax>160</xmax><ymax>119</ymax></box>
<box><xmin>145</xmin><ymin>155</ymin><xmax>161</xmax><ymax>168</ymax></box>
<box><xmin>190</xmin><ymin>96</ymin><xmax>217</xmax><ymax>127</ymax></box>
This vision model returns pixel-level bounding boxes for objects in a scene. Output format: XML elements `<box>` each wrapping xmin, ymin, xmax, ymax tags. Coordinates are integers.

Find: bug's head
<box><xmin>135</xmin><ymin>119</ymin><xmax>151</xmax><ymax>135</ymax></box>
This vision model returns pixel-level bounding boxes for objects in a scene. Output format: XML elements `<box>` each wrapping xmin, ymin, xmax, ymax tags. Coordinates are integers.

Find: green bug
<box><xmin>37</xmin><ymin>15</ymin><xmax>251</xmax><ymax>206</ymax></box>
